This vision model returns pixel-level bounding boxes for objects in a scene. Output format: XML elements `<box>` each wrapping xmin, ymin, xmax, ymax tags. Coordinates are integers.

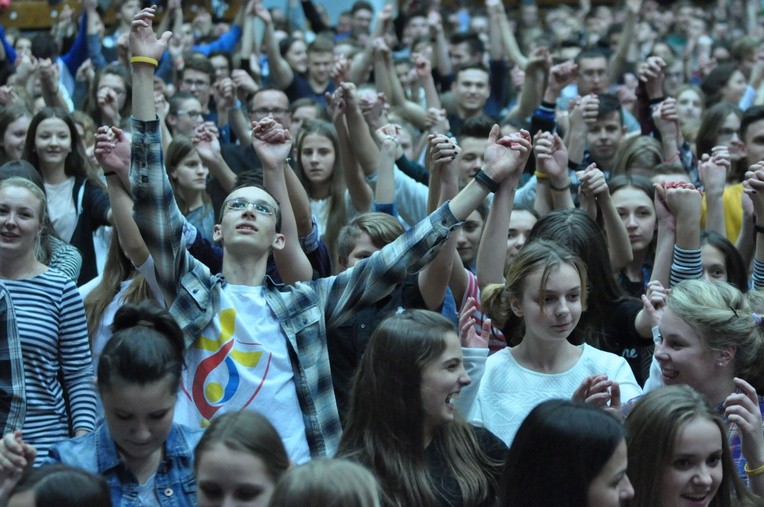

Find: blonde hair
<box><xmin>668</xmin><ymin>280</ymin><xmax>764</xmax><ymax>389</ymax></box>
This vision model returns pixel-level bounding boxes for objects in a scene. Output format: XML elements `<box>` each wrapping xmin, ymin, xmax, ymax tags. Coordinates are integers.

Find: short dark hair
<box><xmin>741</xmin><ymin>105</ymin><xmax>764</xmax><ymax>141</ymax></box>
<box><xmin>700</xmin><ymin>230</ymin><xmax>748</xmax><ymax>293</ymax></box>
<box><xmin>182</xmin><ymin>53</ymin><xmax>215</xmax><ymax>84</ymax></box>
<box><xmin>308</xmin><ymin>34</ymin><xmax>335</xmax><ymax>54</ymax></box>
<box><xmin>351</xmin><ymin>1</ymin><xmax>373</xmax><ymax>15</ymax></box>
<box><xmin>596</xmin><ymin>93</ymin><xmax>623</xmax><ymax>124</ymax></box>
<box><xmin>450</xmin><ymin>31</ymin><xmax>485</xmax><ymax>57</ymax></box>
<box><xmin>575</xmin><ymin>47</ymin><xmax>608</xmax><ymax>65</ymax></box>
<box><xmin>31</xmin><ymin>33</ymin><xmax>59</xmax><ymax>59</ymax></box>
<box><xmin>459</xmin><ymin>114</ymin><xmax>494</xmax><ymax>142</ymax></box>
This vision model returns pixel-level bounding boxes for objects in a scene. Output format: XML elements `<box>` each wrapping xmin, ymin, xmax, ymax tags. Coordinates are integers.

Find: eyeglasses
<box><xmin>182</xmin><ymin>79</ymin><xmax>211</xmax><ymax>89</ymax></box>
<box><xmin>175</xmin><ymin>110</ymin><xmax>204</xmax><ymax>119</ymax></box>
<box><xmin>717</xmin><ymin>128</ymin><xmax>740</xmax><ymax>141</ymax></box>
<box><xmin>224</xmin><ymin>197</ymin><xmax>277</xmax><ymax>216</ymax></box>
<box><xmin>98</xmin><ymin>85</ymin><xmax>126</xmax><ymax>97</ymax></box>
<box><xmin>251</xmin><ymin>107</ymin><xmax>290</xmax><ymax>117</ymax></box>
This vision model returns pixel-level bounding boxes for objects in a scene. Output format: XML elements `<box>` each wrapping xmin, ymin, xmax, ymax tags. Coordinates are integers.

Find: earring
<box><xmin>717</xmin><ymin>361</ymin><xmax>724</xmax><ymax>367</ymax></box>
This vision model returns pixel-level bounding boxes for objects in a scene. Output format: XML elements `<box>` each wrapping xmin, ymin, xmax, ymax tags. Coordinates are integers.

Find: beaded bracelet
<box><xmin>534</xmin><ymin>170</ymin><xmax>549</xmax><ymax>180</ymax></box>
<box><xmin>549</xmin><ymin>181</ymin><xmax>571</xmax><ymax>193</ymax></box>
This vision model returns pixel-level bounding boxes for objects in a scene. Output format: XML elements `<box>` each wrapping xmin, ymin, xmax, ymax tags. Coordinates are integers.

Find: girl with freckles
<box><xmin>471</xmin><ymin>239</ymin><xmax>642</xmax><ymax>446</ymax></box>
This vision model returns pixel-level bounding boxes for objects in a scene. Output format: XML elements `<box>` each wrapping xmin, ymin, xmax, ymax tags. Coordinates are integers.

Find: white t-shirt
<box><xmin>173</xmin><ymin>284</ymin><xmax>311</xmax><ymax>464</ymax></box>
<box><xmin>470</xmin><ymin>344</ymin><xmax>642</xmax><ymax>446</ymax></box>
<box><xmin>45</xmin><ymin>177</ymin><xmax>76</xmax><ymax>243</ymax></box>
<box><xmin>78</xmin><ymin>256</ymin><xmax>163</xmax><ymax>370</ymax></box>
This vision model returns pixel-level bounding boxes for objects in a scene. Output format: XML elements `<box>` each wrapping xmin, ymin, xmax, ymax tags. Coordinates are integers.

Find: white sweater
<box><xmin>469</xmin><ymin>344</ymin><xmax>642</xmax><ymax>446</ymax></box>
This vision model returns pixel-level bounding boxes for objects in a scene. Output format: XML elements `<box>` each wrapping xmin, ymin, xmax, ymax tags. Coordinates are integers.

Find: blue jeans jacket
<box><xmin>46</xmin><ymin>421</ymin><xmax>203</xmax><ymax>506</ymax></box>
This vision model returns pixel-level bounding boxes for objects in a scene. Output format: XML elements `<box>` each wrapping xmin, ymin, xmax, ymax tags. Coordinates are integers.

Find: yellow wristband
<box><xmin>534</xmin><ymin>170</ymin><xmax>549</xmax><ymax>180</ymax></box>
<box><xmin>744</xmin><ymin>462</ymin><xmax>764</xmax><ymax>476</ymax></box>
<box><xmin>130</xmin><ymin>56</ymin><xmax>159</xmax><ymax>67</ymax></box>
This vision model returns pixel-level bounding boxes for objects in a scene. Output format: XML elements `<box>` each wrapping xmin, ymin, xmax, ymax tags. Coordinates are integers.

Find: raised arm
<box><xmin>608</xmin><ymin>0</ymin><xmax>641</xmax><ymax>83</ymax></box>
<box><xmin>255</xmin><ymin>118</ymin><xmax>312</xmax><ymax>284</ymax></box>
<box><xmin>504</xmin><ymin>47</ymin><xmax>551</xmax><ymax>122</ymax></box>
<box><xmin>577</xmin><ymin>163</ymin><xmax>633</xmax><ymax>272</ymax></box>
<box><xmin>254</xmin><ymin>0</ymin><xmax>294</xmax><ymax>90</ymax></box>
<box><xmin>535</xmin><ymin>131</ymin><xmax>574</xmax><ymax>214</ymax></box>
<box><xmin>698</xmin><ymin>147</ymin><xmax>731</xmax><ymax>237</ymax></box>
<box><xmin>193</xmin><ymin>123</ymin><xmax>238</xmax><ymax>194</ymax></box>
<box><xmin>95</xmin><ymin>126</ymin><xmax>149</xmax><ymax>267</ymax></box>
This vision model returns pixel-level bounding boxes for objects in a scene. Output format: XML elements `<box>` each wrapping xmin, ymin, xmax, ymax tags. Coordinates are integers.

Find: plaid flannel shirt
<box><xmin>0</xmin><ymin>281</ymin><xmax>25</xmax><ymax>435</ymax></box>
<box><xmin>130</xmin><ymin>118</ymin><xmax>461</xmax><ymax>458</ymax></box>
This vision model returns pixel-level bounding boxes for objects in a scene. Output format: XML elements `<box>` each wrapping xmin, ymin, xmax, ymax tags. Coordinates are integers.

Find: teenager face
<box><xmin>289</xmin><ymin>105</ymin><xmax>318</xmax><ymax>138</ymax></box>
<box><xmin>676</xmin><ymin>89</ymin><xmax>703</xmax><ymax>123</ymax></box>
<box><xmin>171</xmin><ymin>151</ymin><xmax>209</xmax><ymax>193</ymax></box>
<box><xmin>658</xmin><ymin>417</ymin><xmax>723</xmax><ymax>507</ymax></box>
<box><xmin>180</xmin><ymin>69</ymin><xmax>212</xmax><ymax>110</ymax></box>
<box><xmin>197</xmin><ymin>443</ymin><xmax>278</xmax><ymax>507</ymax></box>
<box><xmin>452</xmin><ymin>69</ymin><xmax>490</xmax><ymax>114</ymax></box>
<box><xmin>654</xmin><ymin>308</ymin><xmax>718</xmax><ymax>391</ymax></box>
<box><xmin>721</xmin><ymin>70</ymin><xmax>747</xmax><ymax>105</ymax></box>
<box><xmin>0</xmin><ymin>185</ymin><xmax>43</xmax><ymax>258</ymax></box>
<box><xmin>299</xmin><ymin>134</ymin><xmax>335</xmax><ymax>187</ymax></box>
<box><xmin>511</xmin><ymin>263</ymin><xmax>583</xmax><ymax>343</ymax></box>
<box><xmin>586</xmin><ymin>112</ymin><xmax>624</xmax><ymax>167</ymax></box>
<box><xmin>457</xmin><ymin>137</ymin><xmax>486</xmax><ymax>187</ymax></box>
<box><xmin>215</xmin><ymin>186</ymin><xmax>283</xmax><ymax>254</ymax></box>
<box><xmin>578</xmin><ymin>56</ymin><xmax>609</xmax><ymax>95</ymax></box>
<box><xmin>97</xmin><ymin>73</ymin><xmax>128</xmax><ymax>112</ymax></box>
<box><xmin>505</xmin><ymin>210</ymin><xmax>537</xmax><ymax>269</ymax></box>
<box><xmin>420</xmin><ymin>331</ymin><xmax>471</xmax><ymax>438</ymax></box>
<box><xmin>456</xmin><ymin>209</ymin><xmax>484</xmax><ymax>268</ymax></box>
<box><xmin>341</xmin><ymin>231</ymin><xmax>380</xmax><ymax>270</ymax></box>
<box><xmin>307</xmin><ymin>51</ymin><xmax>333</xmax><ymax>85</ymax></box>
<box><xmin>34</xmin><ymin>117</ymin><xmax>72</xmax><ymax>172</ymax></box>
<box><xmin>611</xmin><ymin>186</ymin><xmax>656</xmax><ymax>254</ymax></box>
<box><xmin>171</xmin><ymin>97</ymin><xmax>204</xmax><ymax>138</ymax></box>
<box><xmin>100</xmin><ymin>375</ymin><xmax>176</xmax><ymax>462</ymax></box>
<box><xmin>700</xmin><ymin>243</ymin><xmax>728</xmax><ymax>283</ymax></box>
<box><xmin>285</xmin><ymin>40</ymin><xmax>308</xmax><ymax>74</ymax></box>
<box><xmin>1</xmin><ymin>115</ymin><xmax>31</xmax><ymax>161</ymax></box>
<box><xmin>587</xmin><ymin>440</ymin><xmax>634</xmax><ymax>507</ymax></box>
<box><xmin>744</xmin><ymin>118</ymin><xmax>764</xmax><ymax>165</ymax></box>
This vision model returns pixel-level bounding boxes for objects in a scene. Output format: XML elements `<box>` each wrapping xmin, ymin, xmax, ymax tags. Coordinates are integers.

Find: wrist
<box><xmin>474</xmin><ymin>167</ymin><xmax>500</xmax><ymax>192</ymax></box>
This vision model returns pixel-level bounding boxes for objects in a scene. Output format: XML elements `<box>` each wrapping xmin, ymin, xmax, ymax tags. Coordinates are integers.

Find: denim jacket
<box><xmin>46</xmin><ymin>421</ymin><xmax>203</xmax><ymax>506</ymax></box>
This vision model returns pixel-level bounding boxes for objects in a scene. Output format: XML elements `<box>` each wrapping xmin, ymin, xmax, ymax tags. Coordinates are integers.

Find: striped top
<box><xmin>3</xmin><ymin>269</ymin><xmax>97</xmax><ymax>466</ymax></box>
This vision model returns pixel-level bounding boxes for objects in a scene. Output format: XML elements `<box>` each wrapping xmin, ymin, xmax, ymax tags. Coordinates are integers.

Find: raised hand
<box><xmin>428</xmin><ymin>132</ymin><xmax>460</xmax><ymax>171</ymax></box>
<box><xmin>331</xmin><ymin>56</ymin><xmax>351</xmax><ymax>85</ymax></box>
<box><xmin>570</xmin><ymin>93</ymin><xmax>599</xmax><ymax>128</ymax></box>
<box><xmin>638</xmin><ymin>55</ymin><xmax>666</xmax><ymax>99</ymax></box>
<box><xmin>97</xmin><ymin>85</ymin><xmax>121</xmax><ymax>123</ymax></box>
<box><xmin>325</xmin><ymin>88</ymin><xmax>347</xmax><ymax>123</ymax></box>
<box><xmin>94</xmin><ymin>126</ymin><xmax>131</xmax><ymax>190</ymax></box>
<box><xmin>572</xmin><ymin>374</ymin><xmax>622</xmax><ymax>416</ymax></box>
<box><xmin>641</xmin><ymin>280</ymin><xmax>668</xmax><ymax>328</ymax></box>
<box><xmin>129</xmin><ymin>6</ymin><xmax>173</xmax><ymax>63</ymax></box>
<box><xmin>193</xmin><ymin>124</ymin><xmax>222</xmax><ymax>162</ymax></box>
<box><xmin>0</xmin><ymin>431</ymin><xmax>35</xmax><ymax>479</ymax></box>
<box><xmin>483</xmin><ymin>125</ymin><xmax>532</xmax><ymax>184</ymax></box>
<box><xmin>413</xmin><ymin>52</ymin><xmax>432</xmax><ymax>81</ymax></box>
<box><xmin>376</xmin><ymin>123</ymin><xmax>401</xmax><ymax>150</ymax></box>
<box><xmin>724</xmin><ymin>377</ymin><xmax>764</xmax><ymax>470</ymax></box>
<box><xmin>743</xmin><ymin>161</ymin><xmax>764</xmax><ymax>220</ymax></box>
<box><xmin>546</xmin><ymin>61</ymin><xmax>578</xmax><ymax>96</ymax></box>
<box><xmin>458</xmin><ymin>296</ymin><xmax>490</xmax><ymax>349</ymax></box>
<box><xmin>652</xmin><ymin>97</ymin><xmax>679</xmax><ymax>143</ymax></box>
<box><xmin>37</xmin><ymin>58</ymin><xmax>59</xmax><ymax>93</ymax></box>
<box><xmin>698</xmin><ymin>146</ymin><xmax>731</xmax><ymax>197</ymax></box>
<box><xmin>231</xmin><ymin>69</ymin><xmax>259</xmax><ymax>100</ymax></box>
<box><xmin>577</xmin><ymin>163</ymin><xmax>606</xmax><ymax>218</ymax></box>
<box><xmin>656</xmin><ymin>180</ymin><xmax>702</xmax><ymax>225</ymax></box>
<box><xmin>251</xmin><ymin>117</ymin><xmax>292</xmax><ymax>168</ymax></box>
<box><xmin>426</xmin><ymin>107</ymin><xmax>450</xmax><ymax>135</ymax></box>
<box><xmin>534</xmin><ymin>131</ymin><xmax>568</xmax><ymax>183</ymax></box>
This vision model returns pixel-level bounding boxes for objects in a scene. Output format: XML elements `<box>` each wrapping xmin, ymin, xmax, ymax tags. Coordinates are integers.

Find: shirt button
<box><xmin>164</xmin><ymin>488</ymin><xmax>174</xmax><ymax>497</ymax></box>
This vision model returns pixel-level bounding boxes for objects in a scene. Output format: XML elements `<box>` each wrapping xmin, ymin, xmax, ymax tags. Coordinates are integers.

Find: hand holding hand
<box><xmin>482</xmin><ymin>126</ymin><xmax>532</xmax><ymax>184</ymax></box>
<box><xmin>724</xmin><ymin>378</ymin><xmax>764</xmax><ymax>469</ymax></box>
<box><xmin>743</xmin><ymin>161</ymin><xmax>764</xmax><ymax>221</ymax></box>
<box><xmin>534</xmin><ymin>131</ymin><xmax>569</xmax><ymax>184</ymax></box>
<box><xmin>458</xmin><ymin>297</ymin><xmax>490</xmax><ymax>349</ymax></box>
<box><xmin>698</xmin><ymin>146</ymin><xmax>731</xmax><ymax>197</ymax></box>
<box><xmin>94</xmin><ymin>126</ymin><xmax>131</xmax><ymax>191</ymax></box>
<box><xmin>251</xmin><ymin>117</ymin><xmax>292</xmax><ymax>167</ymax></box>
<box><xmin>428</xmin><ymin>133</ymin><xmax>460</xmax><ymax>171</ymax></box>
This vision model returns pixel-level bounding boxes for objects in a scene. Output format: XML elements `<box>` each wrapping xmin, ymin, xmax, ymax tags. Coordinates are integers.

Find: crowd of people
<box><xmin>2</xmin><ymin>0</ymin><xmax>764</xmax><ymax>504</ymax></box>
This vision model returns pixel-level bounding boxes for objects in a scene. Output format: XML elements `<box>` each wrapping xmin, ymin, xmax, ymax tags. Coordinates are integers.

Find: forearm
<box><xmin>649</xmin><ymin>225</ymin><xmax>675</xmax><ymax>287</ymax></box>
<box><xmin>505</xmin><ymin>68</ymin><xmax>544</xmax><ymax>122</ymax></box>
<box><xmin>600</xmin><ymin>195</ymin><xmax>634</xmax><ymax>272</ymax></box>
<box><xmin>263</xmin><ymin>160</ymin><xmax>312</xmax><ymax>283</ymax></box>
<box><xmin>106</xmin><ymin>182</ymin><xmax>149</xmax><ymax>266</ymax></box>
<box><xmin>262</xmin><ymin>23</ymin><xmax>293</xmax><ymax>89</ymax></box>
<box><xmin>419</xmin><ymin>174</ymin><xmax>458</xmax><ymax>309</ymax></box>
<box><xmin>608</xmin><ymin>10</ymin><xmax>637</xmax><ymax>83</ymax></box>
<box><xmin>376</xmin><ymin>145</ymin><xmax>397</xmax><ymax>204</ymax></box>
<box><xmin>285</xmin><ymin>165</ymin><xmax>313</xmax><ymax>238</ymax></box>
<box><xmin>336</xmin><ymin>117</ymin><xmax>372</xmax><ymax>212</ymax></box>
<box><xmin>432</xmin><ymin>28</ymin><xmax>453</xmax><ymax>77</ymax></box>
<box><xmin>735</xmin><ymin>213</ymin><xmax>755</xmax><ymax>270</ymax></box>
<box><xmin>566</xmin><ymin>127</ymin><xmax>586</xmax><ymax>165</ymax></box>
<box><xmin>204</xmin><ymin>154</ymin><xmax>237</xmax><ymax>195</ymax></box>
<box><xmin>499</xmin><ymin>16</ymin><xmax>527</xmax><ymax>69</ymax></box>
<box><xmin>704</xmin><ymin>193</ymin><xmax>726</xmax><ymax>237</ymax></box>
<box><xmin>346</xmin><ymin>106</ymin><xmax>380</xmax><ymax>173</ymax></box>
<box><xmin>230</xmin><ymin>107</ymin><xmax>252</xmax><ymax>144</ymax></box>
<box><xmin>477</xmin><ymin>182</ymin><xmax>515</xmax><ymax>288</ymax></box>
<box><xmin>421</xmin><ymin>75</ymin><xmax>441</xmax><ymax>109</ymax></box>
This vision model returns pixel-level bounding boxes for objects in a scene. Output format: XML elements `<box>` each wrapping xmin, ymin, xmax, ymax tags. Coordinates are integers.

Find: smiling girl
<box><xmin>0</xmin><ymin>303</ymin><xmax>202</xmax><ymax>506</ymax></box>
<box><xmin>22</xmin><ymin>107</ymin><xmax>111</xmax><ymax>285</ymax></box>
<box><xmin>0</xmin><ymin>106</ymin><xmax>31</xmax><ymax>166</ymax></box>
<box><xmin>625</xmin><ymin>385</ymin><xmax>760</xmax><ymax>507</ymax></box>
<box><xmin>337</xmin><ymin>310</ymin><xmax>506</xmax><ymax>506</ymax></box>
<box><xmin>473</xmin><ymin>239</ymin><xmax>642</xmax><ymax>445</ymax></box>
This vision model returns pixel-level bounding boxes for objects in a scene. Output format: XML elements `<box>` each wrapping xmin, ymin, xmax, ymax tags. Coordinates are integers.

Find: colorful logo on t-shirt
<box><xmin>182</xmin><ymin>308</ymin><xmax>272</xmax><ymax>422</ymax></box>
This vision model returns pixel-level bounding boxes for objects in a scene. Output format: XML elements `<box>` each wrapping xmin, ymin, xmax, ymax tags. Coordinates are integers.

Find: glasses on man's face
<box><xmin>251</xmin><ymin>107</ymin><xmax>290</xmax><ymax>117</ymax></box>
<box><xmin>182</xmin><ymin>79</ymin><xmax>211</xmax><ymax>89</ymax></box>
<box><xmin>224</xmin><ymin>197</ymin><xmax>277</xmax><ymax>216</ymax></box>
<box><xmin>175</xmin><ymin>110</ymin><xmax>204</xmax><ymax>119</ymax></box>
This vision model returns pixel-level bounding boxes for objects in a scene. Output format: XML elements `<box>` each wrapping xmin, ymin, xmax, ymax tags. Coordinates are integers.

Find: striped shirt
<box><xmin>3</xmin><ymin>269</ymin><xmax>97</xmax><ymax>466</ymax></box>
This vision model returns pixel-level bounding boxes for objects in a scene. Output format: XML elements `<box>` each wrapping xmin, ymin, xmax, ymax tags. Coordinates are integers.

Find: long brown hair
<box><xmin>337</xmin><ymin>310</ymin><xmax>502</xmax><ymax>506</ymax></box>
<box><xmin>165</xmin><ymin>137</ymin><xmax>211</xmax><ymax>215</ymax></box>
<box><xmin>295</xmin><ymin>120</ymin><xmax>346</xmax><ymax>266</ymax></box>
